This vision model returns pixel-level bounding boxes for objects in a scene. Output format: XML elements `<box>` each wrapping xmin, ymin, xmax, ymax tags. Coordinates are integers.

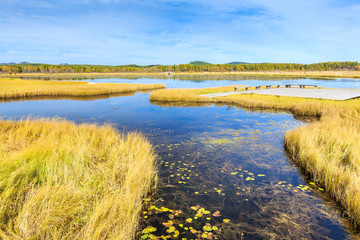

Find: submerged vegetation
<box><xmin>0</xmin><ymin>78</ymin><xmax>165</xmax><ymax>100</ymax></box>
<box><xmin>0</xmin><ymin>62</ymin><xmax>359</xmax><ymax>74</ymax></box>
<box><xmin>0</xmin><ymin>119</ymin><xmax>157</xmax><ymax>239</ymax></box>
<box><xmin>150</xmin><ymin>86</ymin><xmax>360</xmax><ymax>228</ymax></box>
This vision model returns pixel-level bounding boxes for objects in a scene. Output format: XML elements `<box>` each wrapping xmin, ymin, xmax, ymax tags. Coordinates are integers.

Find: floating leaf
<box><xmin>162</xmin><ymin>220</ymin><xmax>174</xmax><ymax>228</ymax></box>
<box><xmin>141</xmin><ymin>234</ymin><xmax>149</xmax><ymax>239</ymax></box>
<box><xmin>166</xmin><ymin>226</ymin><xmax>176</xmax><ymax>233</ymax></box>
<box><xmin>212</xmin><ymin>211</ymin><xmax>221</xmax><ymax>217</ymax></box>
<box><xmin>142</xmin><ymin>226</ymin><xmax>157</xmax><ymax>234</ymax></box>
<box><xmin>203</xmin><ymin>224</ymin><xmax>213</xmax><ymax>232</ymax></box>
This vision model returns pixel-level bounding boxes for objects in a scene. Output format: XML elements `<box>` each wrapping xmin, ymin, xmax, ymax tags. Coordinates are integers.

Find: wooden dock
<box><xmin>201</xmin><ymin>87</ymin><xmax>360</xmax><ymax>100</ymax></box>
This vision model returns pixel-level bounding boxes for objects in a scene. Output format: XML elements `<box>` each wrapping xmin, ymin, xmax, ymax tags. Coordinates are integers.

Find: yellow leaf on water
<box><xmin>212</xmin><ymin>211</ymin><xmax>221</xmax><ymax>217</ymax></box>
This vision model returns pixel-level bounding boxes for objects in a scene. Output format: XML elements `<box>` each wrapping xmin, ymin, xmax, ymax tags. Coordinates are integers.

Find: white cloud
<box><xmin>0</xmin><ymin>0</ymin><xmax>359</xmax><ymax>64</ymax></box>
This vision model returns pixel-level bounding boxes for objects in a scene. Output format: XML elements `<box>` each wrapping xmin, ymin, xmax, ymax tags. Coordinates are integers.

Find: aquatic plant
<box><xmin>0</xmin><ymin>78</ymin><xmax>165</xmax><ymax>100</ymax></box>
<box><xmin>150</xmin><ymin>86</ymin><xmax>360</xmax><ymax>228</ymax></box>
<box><xmin>0</xmin><ymin>118</ymin><xmax>157</xmax><ymax>239</ymax></box>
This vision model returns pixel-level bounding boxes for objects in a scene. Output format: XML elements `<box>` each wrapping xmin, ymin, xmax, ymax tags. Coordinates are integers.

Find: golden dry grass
<box><xmin>0</xmin><ymin>78</ymin><xmax>165</xmax><ymax>100</ymax></box>
<box><xmin>0</xmin><ymin>119</ymin><xmax>157</xmax><ymax>239</ymax></box>
<box><xmin>150</xmin><ymin>86</ymin><xmax>360</xmax><ymax>228</ymax></box>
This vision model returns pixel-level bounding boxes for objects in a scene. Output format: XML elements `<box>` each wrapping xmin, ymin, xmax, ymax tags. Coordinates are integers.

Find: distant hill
<box><xmin>189</xmin><ymin>61</ymin><xmax>212</xmax><ymax>65</ymax></box>
<box><xmin>0</xmin><ymin>62</ymin><xmax>30</xmax><ymax>65</ymax></box>
<box><xmin>117</xmin><ymin>64</ymin><xmax>160</xmax><ymax>68</ymax></box>
<box><xmin>227</xmin><ymin>62</ymin><xmax>249</xmax><ymax>65</ymax></box>
<box><xmin>190</xmin><ymin>61</ymin><xmax>249</xmax><ymax>65</ymax></box>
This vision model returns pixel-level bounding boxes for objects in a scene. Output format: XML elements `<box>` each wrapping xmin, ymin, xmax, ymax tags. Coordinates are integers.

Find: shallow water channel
<box><xmin>1</xmin><ymin>77</ymin><xmax>360</xmax><ymax>239</ymax></box>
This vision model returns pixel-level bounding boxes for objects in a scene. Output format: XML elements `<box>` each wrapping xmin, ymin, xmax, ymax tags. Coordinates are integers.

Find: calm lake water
<box><xmin>20</xmin><ymin>74</ymin><xmax>360</xmax><ymax>89</ymax></box>
<box><xmin>1</xmin><ymin>77</ymin><xmax>360</xmax><ymax>239</ymax></box>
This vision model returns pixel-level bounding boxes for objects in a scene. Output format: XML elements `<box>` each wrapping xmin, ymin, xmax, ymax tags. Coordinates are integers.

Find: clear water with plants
<box><xmin>1</xmin><ymin>77</ymin><xmax>360</xmax><ymax>239</ymax></box>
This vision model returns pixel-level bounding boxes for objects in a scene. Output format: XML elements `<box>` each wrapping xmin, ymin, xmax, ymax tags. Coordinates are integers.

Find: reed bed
<box><xmin>150</xmin><ymin>87</ymin><xmax>360</xmax><ymax>227</ymax></box>
<box><xmin>0</xmin><ymin>119</ymin><xmax>157</xmax><ymax>239</ymax></box>
<box><xmin>0</xmin><ymin>79</ymin><xmax>165</xmax><ymax>100</ymax></box>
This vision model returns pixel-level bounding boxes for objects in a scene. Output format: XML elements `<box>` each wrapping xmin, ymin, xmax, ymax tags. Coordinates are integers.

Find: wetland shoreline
<box><xmin>1</xmin><ymin>78</ymin><xmax>359</xmax><ymax>238</ymax></box>
<box><xmin>0</xmin><ymin>78</ymin><xmax>165</xmax><ymax>101</ymax></box>
<box><xmin>0</xmin><ymin>80</ymin><xmax>163</xmax><ymax>239</ymax></box>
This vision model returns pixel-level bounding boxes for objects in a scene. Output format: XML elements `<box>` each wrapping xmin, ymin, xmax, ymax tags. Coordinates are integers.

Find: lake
<box><xmin>1</xmin><ymin>76</ymin><xmax>360</xmax><ymax>239</ymax></box>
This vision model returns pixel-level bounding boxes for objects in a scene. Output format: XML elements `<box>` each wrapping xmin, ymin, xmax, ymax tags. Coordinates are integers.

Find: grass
<box><xmin>0</xmin><ymin>118</ymin><xmax>157</xmax><ymax>239</ymax></box>
<box><xmin>0</xmin><ymin>78</ymin><xmax>165</xmax><ymax>100</ymax></box>
<box><xmin>150</xmin><ymin>86</ymin><xmax>360</xmax><ymax>228</ymax></box>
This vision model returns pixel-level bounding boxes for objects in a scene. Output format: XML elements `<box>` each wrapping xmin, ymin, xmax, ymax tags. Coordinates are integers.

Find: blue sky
<box><xmin>1</xmin><ymin>0</ymin><xmax>360</xmax><ymax>65</ymax></box>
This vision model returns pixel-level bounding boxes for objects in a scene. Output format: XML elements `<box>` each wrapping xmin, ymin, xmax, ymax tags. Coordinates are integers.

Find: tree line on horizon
<box><xmin>0</xmin><ymin>62</ymin><xmax>359</xmax><ymax>74</ymax></box>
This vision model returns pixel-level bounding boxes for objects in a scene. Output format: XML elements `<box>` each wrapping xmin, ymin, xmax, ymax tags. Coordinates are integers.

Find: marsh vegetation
<box><xmin>1</xmin><ymin>77</ymin><xmax>359</xmax><ymax>239</ymax></box>
<box><xmin>0</xmin><ymin>78</ymin><xmax>165</xmax><ymax>101</ymax></box>
<box><xmin>0</xmin><ymin>119</ymin><xmax>156</xmax><ymax>239</ymax></box>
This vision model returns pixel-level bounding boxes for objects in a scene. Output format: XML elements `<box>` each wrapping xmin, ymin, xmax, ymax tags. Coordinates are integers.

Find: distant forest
<box><xmin>0</xmin><ymin>62</ymin><xmax>359</xmax><ymax>74</ymax></box>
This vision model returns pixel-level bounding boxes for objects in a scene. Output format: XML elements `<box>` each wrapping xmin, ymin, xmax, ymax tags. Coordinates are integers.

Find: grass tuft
<box><xmin>0</xmin><ymin>119</ymin><xmax>157</xmax><ymax>239</ymax></box>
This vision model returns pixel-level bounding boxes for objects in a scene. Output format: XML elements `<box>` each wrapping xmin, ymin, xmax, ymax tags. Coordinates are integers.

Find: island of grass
<box><xmin>150</xmin><ymin>86</ymin><xmax>360</xmax><ymax>229</ymax></box>
<box><xmin>0</xmin><ymin>119</ymin><xmax>157</xmax><ymax>239</ymax></box>
<box><xmin>0</xmin><ymin>78</ymin><xmax>165</xmax><ymax>101</ymax></box>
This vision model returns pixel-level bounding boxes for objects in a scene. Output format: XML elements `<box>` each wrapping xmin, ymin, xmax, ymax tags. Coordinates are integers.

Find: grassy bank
<box><xmin>1</xmin><ymin>70</ymin><xmax>360</xmax><ymax>79</ymax></box>
<box><xmin>150</xmin><ymin>87</ymin><xmax>360</xmax><ymax>228</ymax></box>
<box><xmin>0</xmin><ymin>119</ymin><xmax>157</xmax><ymax>239</ymax></box>
<box><xmin>0</xmin><ymin>78</ymin><xmax>165</xmax><ymax>100</ymax></box>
